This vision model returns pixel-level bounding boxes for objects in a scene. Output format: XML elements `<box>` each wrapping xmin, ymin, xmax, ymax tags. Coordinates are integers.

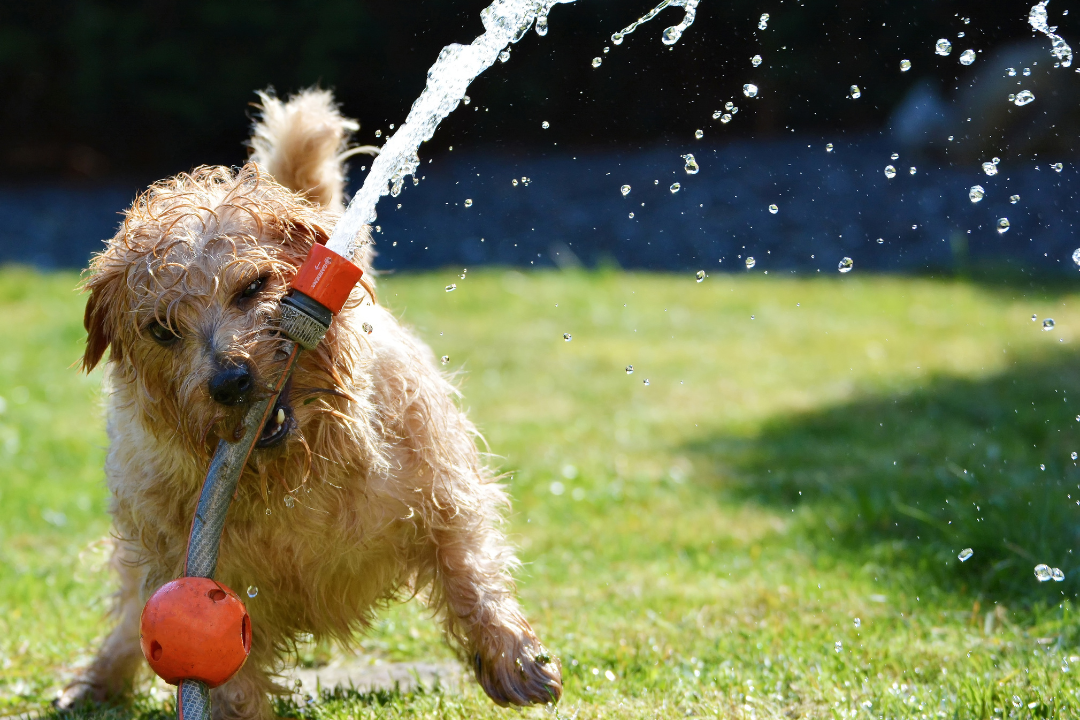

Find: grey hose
<box><xmin>178</xmin><ymin>294</ymin><xmax>329</xmax><ymax>720</ymax></box>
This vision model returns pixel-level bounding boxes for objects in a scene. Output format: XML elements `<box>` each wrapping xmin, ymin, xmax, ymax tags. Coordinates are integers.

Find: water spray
<box><xmin>136</xmin><ymin>2</ymin><xmax>703</xmax><ymax>718</ymax></box>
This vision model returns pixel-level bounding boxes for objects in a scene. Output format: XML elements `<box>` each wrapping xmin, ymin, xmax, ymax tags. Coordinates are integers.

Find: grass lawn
<box><xmin>3</xmin><ymin>265</ymin><xmax>1080</xmax><ymax>719</ymax></box>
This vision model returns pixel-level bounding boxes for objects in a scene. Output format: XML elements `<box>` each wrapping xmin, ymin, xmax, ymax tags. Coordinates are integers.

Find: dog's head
<box><xmin>83</xmin><ymin>163</ymin><xmax>365</xmax><ymax>465</ymax></box>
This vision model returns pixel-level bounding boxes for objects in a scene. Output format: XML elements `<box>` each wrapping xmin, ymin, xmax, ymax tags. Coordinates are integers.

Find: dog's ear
<box><xmin>280</xmin><ymin>217</ymin><xmax>331</xmax><ymax>269</ymax></box>
<box><xmin>81</xmin><ymin>263</ymin><xmax>125</xmax><ymax>373</ymax></box>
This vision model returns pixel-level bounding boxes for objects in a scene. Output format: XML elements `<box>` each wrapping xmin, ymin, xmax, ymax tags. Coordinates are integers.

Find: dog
<box><xmin>58</xmin><ymin>88</ymin><xmax>562</xmax><ymax>719</ymax></box>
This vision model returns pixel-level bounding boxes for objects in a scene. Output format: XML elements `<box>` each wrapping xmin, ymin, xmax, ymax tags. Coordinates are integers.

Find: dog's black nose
<box><xmin>209</xmin><ymin>364</ymin><xmax>255</xmax><ymax>406</ymax></box>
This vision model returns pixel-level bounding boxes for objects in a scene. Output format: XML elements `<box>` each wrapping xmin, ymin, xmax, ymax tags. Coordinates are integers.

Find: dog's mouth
<box><xmin>256</xmin><ymin>376</ymin><xmax>295</xmax><ymax>448</ymax></box>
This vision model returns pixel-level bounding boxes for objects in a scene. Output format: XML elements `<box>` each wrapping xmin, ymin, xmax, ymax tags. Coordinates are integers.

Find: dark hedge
<box><xmin>0</xmin><ymin>0</ymin><xmax>1054</xmax><ymax>180</ymax></box>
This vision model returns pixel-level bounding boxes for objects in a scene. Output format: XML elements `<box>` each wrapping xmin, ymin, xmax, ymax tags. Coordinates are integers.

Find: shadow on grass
<box><xmin>688</xmin><ymin>346</ymin><xmax>1080</xmax><ymax>604</ymax></box>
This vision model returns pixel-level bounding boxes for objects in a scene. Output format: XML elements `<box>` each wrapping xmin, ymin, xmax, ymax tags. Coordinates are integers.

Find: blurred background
<box><xmin>1</xmin><ymin>0</ymin><xmax>1079</xmax><ymax>271</ymax></box>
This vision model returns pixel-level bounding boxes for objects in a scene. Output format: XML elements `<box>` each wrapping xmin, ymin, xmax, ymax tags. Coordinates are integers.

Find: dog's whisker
<box><xmin>293</xmin><ymin>387</ymin><xmax>352</xmax><ymax>400</ymax></box>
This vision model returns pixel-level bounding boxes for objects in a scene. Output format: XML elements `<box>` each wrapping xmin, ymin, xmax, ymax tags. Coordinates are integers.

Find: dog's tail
<box><xmin>249</xmin><ymin>88</ymin><xmax>377</xmax><ymax>211</ymax></box>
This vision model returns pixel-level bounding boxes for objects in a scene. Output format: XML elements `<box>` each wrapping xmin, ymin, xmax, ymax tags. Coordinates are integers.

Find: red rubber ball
<box><xmin>140</xmin><ymin>578</ymin><xmax>252</xmax><ymax>688</ymax></box>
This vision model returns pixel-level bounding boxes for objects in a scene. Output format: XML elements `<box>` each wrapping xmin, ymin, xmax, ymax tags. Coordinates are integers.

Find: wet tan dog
<box><xmin>60</xmin><ymin>89</ymin><xmax>561</xmax><ymax>718</ymax></box>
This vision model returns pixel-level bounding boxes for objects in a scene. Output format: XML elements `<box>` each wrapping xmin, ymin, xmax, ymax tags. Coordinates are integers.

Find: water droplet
<box><xmin>247</xmin><ymin>585</ymin><xmax>259</xmax><ymax>598</ymax></box>
<box><xmin>603</xmin><ymin>46</ymin><xmax>610</xmax><ymax>54</ymax></box>
<box><xmin>362</xmin><ymin>322</ymin><xmax>373</xmax><ymax>334</ymax></box>
<box><xmin>768</xmin><ymin>204</ymin><xmax>779</xmax><ymax>214</ymax></box>
<box><xmin>498</xmin><ymin>49</ymin><xmax>510</xmax><ymax>63</ymax></box>
<box><xmin>958</xmin><ymin>548</ymin><xmax>974</xmax><ymax>562</ymax></box>
<box><xmin>1033</xmin><ymin>314</ymin><xmax>1039</xmax><ymax>322</ymax></box>
<box><xmin>463</xmin><ymin>95</ymin><xmax>471</xmax><ymax>105</ymax></box>
<box><xmin>1015</xmin><ymin>89</ymin><xmax>1035</xmax><ymax>106</ymax></box>
<box><xmin>662</xmin><ymin>26</ymin><xmax>682</xmax><ymax>45</ymax></box>
<box><xmin>626</xmin><ymin>365</ymin><xmax>634</xmax><ymax>374</ymax></box>
<box><xmin>890</xmin><ymin>153</ymin><xmax>899</xmax><ymax>160</ymax></box>
<box><xmin>611</xmin><ymin>32</ymin><xmax>624</xmax><ymax>45</ymax></box>
<box><xmin>695</xmin><ymin>270</ymin><xmax>705</xmax><ymax>283</ymax></box>
<box><xmin>1072</xmin><ymin>248</ymin><xmax>1080</xmax><ymax>266</ymax></box>
<box><xmin>1040</xmin><ymin>463</ymin><xmax>1046</xmax><ymax>470</ymax></box>
<box><xmin>826</xmin><ymin>143</ymin><xmax>834</xmax><ymax>152</ymax></box>
<box><xmin>682</xmin><ymin>154</ymin><xmax>699</xmax><ymax>174</ymax></box>
<box><xmin>446</xmin><ymin>284</ymin><xmax>457</xmax><ymax>292</ymax></box>
<box><xmin>900</xmin><ymin>59</ymin><xmax>912</xmax><ymax>72</ymax></box>
<box><xmin>838</xmin><ymin>257</ymin><xmax>854</xmax><ymax>273</ymax></box>
<box><xmin>965</xmin><ymin>186</ymin><xmax>987</xmax><ymax>205</ymax></box>
<box><xmin>725</xmin><ymin>102</ymin><xmax>734</xmax><ymax>111</ymax></box>
<box><xmin>720</xmin><ymin>113</ymin><xmax>733</xmax><ymax>124</ymax></box>
<box><xmin>1010</xmin><ymin>194</ymin><xmax>1021</xmax><ymax>204</ymax></box>
<box><xmin>535</xmin><ymin>14</ymin><xmax>549</xmax><ymax>36</ymax></box>
<box><xmin>441</xmin><ymin>355</ymin><xmax>450</xmax><ymax>364</ymax></box>
<box><xmin>265</xmin><ymin>508</ymin><xmax>271</xmax><ymax>516</ymax></box>
<box><xmin>909</xmin><ymin>166</ymin><xmax>917</xmax><ymax>175</ymax></box>
<box><xmin>621</xmin><ymin>184</ymin><xmax>631</xmax><ymax>196</ymax></box>
<box><xmin>592</xmin><ymin>57</ymin><xmax>603</xmax><ymax>68</ymax></box>
<box><xmin>670</xmin><ymin>182</ymin><xmax>681</xmax><ymax>194</ymax></box>
<box><xmin>1053</xmin><ymin>567</ymin><xmax>1066</xmax><ymax>582</ymax></box>
<box><xmin>563</xmin><ymin>333</ymin><xmax>572</xmax><ymax>342</ymax></box>
<box><xmin>997</xmin><ymin>218</ymin><xmax>1011</xmax><ymax>234</ymax></box>
<box><xmin>849</xmin><ymin>85</ymin><xmax>861</xmax><ymax>99</ymax></box>
<box><xmin>284</xmin><ymin>495</ymin><xmax>295</xmax><ymax>508</ymax></box>
<box><xmin>1053</xmin><ymin>162</ymin><xmax>1064</xmax><ymax>172</ymax></box>
<box><xmin>542</xmin><ymin>121</ymin><xmax>550</xmax><ymax>129</ymax></box>
<box><xmin>375</xmin><ymin>129</ymin><xmax>382</xmax><ymax>138</ymax></box>
<box><xmin>758</xmin><ymin>13</ymin><xmax>769</xmax><ymax>30</ymax></box>
<box><xmin>876</xmin><ymin>237</ymin><xmax>884</xmax><ymax>244</ymax></box>
<box><xmin>1063</xmin><ymin>660</ymin><xmax>1071</xmax><ymax>672</ymax></box>
<box><xmin>935</xmin><ymin>38</ymin><xmax>953</xmax><ymax>56</ymax></box>
<box><xmin>464</xmin><ymin>199</ymin><xmax>473</xmax><ymax>208</ymax></box>
<box><xmin>628</xmin><ymin>212</ymin><xmax>635</xmax><ymax>218</ymax></box>
<box><xmin>694</xmin><ymin>129</ymin><xmax>704</xmax><ymax>139</ymax></box>
<box><xmin>1013</xmin><ymin>696</ymin><xmax>1023</xmax><ymax>708</ymax></box>
<box><xmin>743</xmin><ymin>84</ymin><xmax>759</xmax><ymax>98</ymax></box>
<box><xmin>835</xmin><ymin>641</ymin><xmax>842</xmax><ymax>653</ymax></box>
<box><xmin>1035</xmin><ymin>564</ymin><xmax>1053</xmax><ymax>581</ymax></box>
<box><xmin>960</xmin><ymin>49</ymin><xmax>976</xmax><ymax>65</ymax></box>
<box><xmin>1023</xmin><ymin>67</ymin><xmax>1031</xmax><ymax>76</ymax></box>
<box><xmin>745</xmin><ymin>257</ymin><xmax>756</xmax><ymax>269</ymax></box>
<box><xmin>884</xmin><ymin>165</ymin><xmax>897</xmax><ymax>178</ymax></box>
<box><xmin>854</xmin><ymin>618</ymin><xmax>861</xmax><ymax>628</ymax></box>
<box><xmin>982</xmin><ymin>161</ymin><xmax>999</xmax><ymax>176</ymax></box>
<box><xmin>643</xmin><ymin>379</ymin><xmax>650</xmax><ymax>386</ymax></box>
<box><xmin>1043</xmin><ymin>318</ymin><xmax>1056</xmax><ymax>331</ymax></box>
<box><xmin>751</xmin><ymin>54</ymin><xmax>763</xmax><ymax>67</ymax></box>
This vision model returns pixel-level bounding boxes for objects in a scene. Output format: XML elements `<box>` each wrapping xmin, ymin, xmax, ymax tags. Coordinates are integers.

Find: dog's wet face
<box><xmin>81</xmin><ymin>166</ymin><xmax>340</xmax><ymax>460</ymax></box>
<box><xmin>119</xmin><ymin>236</ymin><xmax>300</xmax><ymax>454</ymax></box>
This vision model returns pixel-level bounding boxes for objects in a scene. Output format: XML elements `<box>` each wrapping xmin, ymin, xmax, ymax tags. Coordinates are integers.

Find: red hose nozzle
<box><xmin>289</xmin><ymin>243</ymin><xmax>363</xmax><ymax>316</ymax></box>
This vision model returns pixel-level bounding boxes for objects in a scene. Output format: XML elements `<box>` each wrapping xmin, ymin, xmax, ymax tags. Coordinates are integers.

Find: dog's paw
<box><xmin>53</xmin><ymin>681</ymin><xmax>110</xmax><ymax>713</ymax></box>
<box><xmin>474</xmin><ymin>633</ymin><xmax>562</xmax><ymax>707</ymax></box>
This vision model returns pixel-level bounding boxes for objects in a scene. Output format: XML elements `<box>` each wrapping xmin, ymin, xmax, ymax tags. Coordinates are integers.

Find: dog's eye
<box><xmin>146</xmin><ymin>320</ymin><xmax>180</xmax><ymax>345</ymax></box>
<box><xmin>241</xmin><ymin>277</ymin><xmax>267</xmax><ymax>299</ymax></box>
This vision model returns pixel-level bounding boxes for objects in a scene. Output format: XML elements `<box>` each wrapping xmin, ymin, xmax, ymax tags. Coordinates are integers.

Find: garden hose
<box><xmin>140</xmin><ymin>243</ymin><xmax>364</xmax><ymax>720</ymax></box>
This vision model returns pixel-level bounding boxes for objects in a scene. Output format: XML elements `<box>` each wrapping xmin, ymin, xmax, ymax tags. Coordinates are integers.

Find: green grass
<box><xmin>4</xmin><ymin>265</ymin><xmax>1080</xmax><ymax>718</ymax></box>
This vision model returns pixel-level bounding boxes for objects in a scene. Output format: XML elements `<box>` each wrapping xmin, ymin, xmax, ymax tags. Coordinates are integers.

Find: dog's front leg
<box><xmin>57</xmin><ymin>541</ymin><xmax>146</xmax><ymax>708</ymax></box>
<box><xmin>424</xmin><ymin>502</ymin><xmax>562</xmax><ymax>707</ymax></box>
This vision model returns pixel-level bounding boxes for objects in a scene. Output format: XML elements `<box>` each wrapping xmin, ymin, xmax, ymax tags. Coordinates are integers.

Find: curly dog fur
<box><xmin>59</xmin><ymin>89</ymin><xmax>561</xmax><ymax>718</ymax></box>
